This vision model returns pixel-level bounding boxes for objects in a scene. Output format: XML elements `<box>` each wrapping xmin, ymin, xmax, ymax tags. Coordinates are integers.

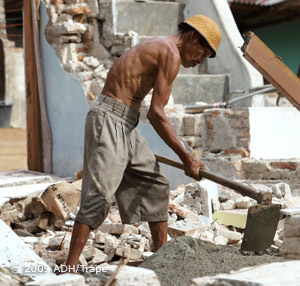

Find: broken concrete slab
<box><xmin>25</xmin><ymin>273</ymin><xmax>86</xmax><ymax>286</ymax></box>
<box><xmin>0</xmin><ymin>175</ymin><xmax>52</xmax><ymax>188</ymax></box>
<box><xmin>191</xmin><ymin>260</ymin><xmax>300</xmax><ymax>286</ymax></box>
<box><xmin>97</xmin><ymin>223</ymin><xmax>139</xmax><ymax>235</ymax></box>
<box><xmin>0</xmin><ymin>219</ymin><xmax>54</xmax><ymax>279</ymax></box>
<box><xmin>0</xmin><ymin>183</ymin><xmax>59</xmax><ymax>199</ymax></box>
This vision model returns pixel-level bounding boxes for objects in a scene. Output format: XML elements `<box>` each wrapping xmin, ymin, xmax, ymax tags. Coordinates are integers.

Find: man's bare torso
<box><xmin>102</xmin><ymin>37</ymin><xmax>181</xmax><ymax>111</ymax></box>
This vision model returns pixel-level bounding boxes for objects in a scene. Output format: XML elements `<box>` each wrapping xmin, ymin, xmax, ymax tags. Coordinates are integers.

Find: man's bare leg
<box><xmin>148</xmin><ymin>221</ymin><xmax>168</xmax><ymax>251</ymax></box>
<box><xmin>65</xmin><ymin>221</ymin><xmax>91</xmax><ymax>273</ymax></box>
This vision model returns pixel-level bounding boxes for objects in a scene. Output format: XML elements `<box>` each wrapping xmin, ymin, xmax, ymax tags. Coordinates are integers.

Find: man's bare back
<box><xmin>102</xmin><ymin>36</ymin><xmax>181</xmax><ymax>111</ymax></box>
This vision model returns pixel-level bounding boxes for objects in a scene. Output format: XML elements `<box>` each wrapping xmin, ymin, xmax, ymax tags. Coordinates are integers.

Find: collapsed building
<box><xmin>1</xmin><ymin>0</ymin><xmax>300</xmax><ymax>285</ymax></box>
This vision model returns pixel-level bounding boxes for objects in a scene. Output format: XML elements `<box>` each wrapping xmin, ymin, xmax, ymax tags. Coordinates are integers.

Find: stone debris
<box><xmin>281</xmin><ymin>208</ymin><xmax>300</xmax><ymax>259</ymax></box>
<box><xmin>0</xmin><ymin>167</ymin><xmax>299</xmax><ymax>285</ymax></box>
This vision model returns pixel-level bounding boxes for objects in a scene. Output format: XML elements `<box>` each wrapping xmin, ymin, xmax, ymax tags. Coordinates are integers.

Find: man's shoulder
<box><xmin>141</xmin><ymin>37</ymin><xmax>180</xmax><ymax>59</ymax></box>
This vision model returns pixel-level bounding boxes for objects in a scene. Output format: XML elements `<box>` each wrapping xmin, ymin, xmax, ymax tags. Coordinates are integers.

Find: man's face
<box><xmin>181</xmin><ymin>32</ymin><xmax>212</xmax><ymax>68</ymax></box>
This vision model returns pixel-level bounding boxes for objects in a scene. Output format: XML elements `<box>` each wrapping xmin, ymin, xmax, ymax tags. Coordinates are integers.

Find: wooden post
<box><xmin>242</xmin><ymin>32</ymin><xmax>300</xmax><ymax>112</ymax></box>
<box><xmin>23</xmin><ymin>0</ymin><xmax>43</xmax><ymax>171</ymax></box>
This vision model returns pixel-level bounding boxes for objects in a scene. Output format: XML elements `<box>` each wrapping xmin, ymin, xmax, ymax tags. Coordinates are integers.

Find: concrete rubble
<box><xmin>2</xmin><ymin>165</ymin><xmax>300</xmax><ymax>285</ymax></box>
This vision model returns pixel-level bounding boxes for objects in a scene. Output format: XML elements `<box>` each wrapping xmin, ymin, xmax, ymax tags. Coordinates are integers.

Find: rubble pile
<box><xmin>2</xmin><ymin>168</ymin><xmax>300</xmax><ymax>285</ymax></box>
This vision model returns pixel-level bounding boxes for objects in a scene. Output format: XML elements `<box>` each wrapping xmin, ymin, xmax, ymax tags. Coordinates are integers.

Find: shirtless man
<box><xmin>66</xmin><ymin>15</ymin><xmax>221</xmax><ymax>271</ymax></box>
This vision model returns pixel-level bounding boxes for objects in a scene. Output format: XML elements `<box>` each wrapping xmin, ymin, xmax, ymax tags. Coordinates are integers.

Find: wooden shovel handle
<box><xmin>155</xmin><ymin>154</ymin><xmax>272</xmax><ymax>205</ymax></box>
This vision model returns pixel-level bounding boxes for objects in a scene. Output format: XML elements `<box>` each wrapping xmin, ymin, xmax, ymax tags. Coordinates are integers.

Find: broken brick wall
<box><xmin>43</xmin><ymin>0</ymin><xmax>136</xmax><ymax>101</ymax></box>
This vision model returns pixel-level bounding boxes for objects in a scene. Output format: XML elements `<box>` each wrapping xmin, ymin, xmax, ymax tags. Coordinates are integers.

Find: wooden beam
<box><xmin>31</xmin><ymin>0</ymin><xmax>52</xmax><ymax>173</ymax></box>
<box><xmin>23</xmin><ymin>0</ymin><xmax>43</xmax><ymax>171</ymax></box>
<box><xmin>241</xmin><ymin>32</ymin><xmax>300</xmax><ymax>111</ymax></box>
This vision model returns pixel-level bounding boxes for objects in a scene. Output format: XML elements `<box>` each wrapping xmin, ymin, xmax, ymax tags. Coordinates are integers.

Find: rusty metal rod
<box><xmin>155</xmin><ymin>154</ymin><xmax>272</xmax><ymax>205</ymax></box>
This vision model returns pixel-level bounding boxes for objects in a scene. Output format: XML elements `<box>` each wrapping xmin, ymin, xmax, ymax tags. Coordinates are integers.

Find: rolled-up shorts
<box><xmin>75</xmin><ymin>94</ymin><xmax>170</xmax><ymax>230</ymax></box>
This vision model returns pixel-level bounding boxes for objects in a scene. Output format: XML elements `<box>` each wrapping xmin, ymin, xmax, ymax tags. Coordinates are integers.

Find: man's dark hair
<box><xmin>178</xmin><ymin>22</ymin><xmax>195</xmax><ymax>34</ymax></box>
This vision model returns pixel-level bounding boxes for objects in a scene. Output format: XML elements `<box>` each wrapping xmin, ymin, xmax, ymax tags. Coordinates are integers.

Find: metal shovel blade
<box><xmin>241</xmin><ymin>204</ymin><xmax>281</xmax><ymax>252</ymax></box>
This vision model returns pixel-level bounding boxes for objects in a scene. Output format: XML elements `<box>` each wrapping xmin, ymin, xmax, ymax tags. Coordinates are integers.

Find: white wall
<box><xmin>249</xmin><ymin>107</ymin><xmax>300</xmax><ymax>159</ymax></box>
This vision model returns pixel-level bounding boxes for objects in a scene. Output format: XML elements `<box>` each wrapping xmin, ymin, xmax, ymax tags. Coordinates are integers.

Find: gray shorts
<box><xmin>75</xmin><ymin>94</ymin><xmax>170</xmax><ymax>230</ymax></box>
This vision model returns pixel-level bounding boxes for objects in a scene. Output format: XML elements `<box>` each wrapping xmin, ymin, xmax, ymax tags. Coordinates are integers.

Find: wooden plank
<box><xmin>23</xmin><ymin>0</ymin><xmax>43</xmax><ymax>171</ymax></box>
<box><xmin>241</xmin><ymin>32</ymin><xmax>300</xmax><ymax>111</ymax></box>
<box><xmin>31</xmin><ymin>0</ymin><xmax>52</xmax><ymax>173</ymax></box>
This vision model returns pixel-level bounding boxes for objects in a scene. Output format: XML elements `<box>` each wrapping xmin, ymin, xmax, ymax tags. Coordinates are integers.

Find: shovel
<box><xmin>155</xmin><ymin>154</ymin><xmax>281</xmax><ymax>252</ymax></box>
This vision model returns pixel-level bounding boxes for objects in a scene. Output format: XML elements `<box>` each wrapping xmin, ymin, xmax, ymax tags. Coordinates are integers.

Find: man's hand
<box><xmin>183</xmin><ymin>157</ymin><xmax>206</xmax><ymax>181</ymax></box>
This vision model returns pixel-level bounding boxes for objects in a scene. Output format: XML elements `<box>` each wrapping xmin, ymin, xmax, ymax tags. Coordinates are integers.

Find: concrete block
<box><xmin>184</xmin><ymin>182</ymin><xmax>205</xmax><ymax>215</ymax></box>
<box><xmin>115</xmin><ymin>246</ymin><xmax>142</xmax><ymax>261</ymax></box>
<box><xmin>284</xmin><ymin>224</ymin><xmax>300</xmax><ymax>237</ymax></box>
<box><xmin>142</xmin><ymin>251</ymin><xmax>154</xmax><ymax>260</ymax></box>
<box><xmin>285</xmin><ymin>215</ymin><xmax>300</xmax><ymax>226</ymax></box>
<box><xmin>282</xmin><ymin>237</ymin><xmax>300</xmax><ymax>255</ymax></box>
<box><xmin>211</xmin><ymin>197</ymin><xmax>220</xmax><ymax>212</ymax></box>
<box><xmin>219</xmin><ymin>188</ymin><xmax>243</xmax><ymax>202</ymax></box>
<box><xmin>97</xmin><ymin>223</ymin><xmax>139</xmax><ymax>235</ymax></box>
<box><xmin>168</xmin><ymin>219</ymin><xmax>207</xmax><ymax>238</ymax></box>
<box><xmin>166</xmin><ymin>114</ymin><xmax>185</xmax><ymax>136</ymax></box>
<box><xmin>284</xmin><ymin>197</ymin><xmax>300</xmax><ymax>209</ymax></box>
<box><xmin>115</xmin><ymin>1</ymin><xmax>184</xmax><ymax>36</ymax></box>
<box><xmin>213</xmin><ymin>235</ymin><xmax>228</xmax><ymax>245</ymax></box>
<box><xmin>199</xmin><ymin>231</ymin><xmax>214</xmax><ymax>243</ymax></box>
<box><xmin>272</xmin><ymin>183</ymin><xmax>292</xmax><ymax>200</ymax></box>
<box><xmin>82</xmin><ymin>56</ymin><xmax>100</xmax><ymax>68</ymax></box>
<box><xmin>137</xmin><ymin>223</ymin><xmax>152</xmax><ymax>240</ymax></box>
<box><xmin>214</xmin><ymin>229</ymin><xmax>242</xmax><ymax>244</ymax></box>
<box><xmin>47</xmin><ymin>20</ymin><xmax>87</xmax><ymax>35</ymax></box>
<box><xmin>220</xmin><ymin>199</ymin><xmax>236</xmax><ymax>210</ymax></box>
<box><xmin>104</xmin><ymin>236</ymin><xmax>120</xmax><ymax>261</ymax></box>
<box><xmin>183</xmin><ymin>114</ymin><xmax>205</xmax><ymax>136</ymax></box>
<box><xmin>0</xmin><ymin>219</ymin><xmax>54</xmax><ymax>279</ymax></box>
<box><xmin>82</xmin><ymin>245</ymin><xmax>103</xmax><ymax>261</ymax></box>
<box><xmin>89</xmin><ymin>252</ymin><xmax>108</xmax><ymax>264</ymax></box>
<box><xmin>172</xmin><ymin>74</ymin><xmax>229</xmax><ymax>106</ymax></box>
<box><xmin>47</xmin><ymin>249</ymin><xmax>68</xmax><ymax>265</ymax></box>
<box><xmin>236</xmin><ymin>197</ymin><xmax>256</xmax><ymax>209</ymax></box>
<box><xmin>199</xmin><ymin>180</ymin><xmax>219</xmax><ymax>221</ymax></box>
<box><xmin>95</xmin><ymin>232</ymin><xmax>113</xmax><ymax>244</ymax></box>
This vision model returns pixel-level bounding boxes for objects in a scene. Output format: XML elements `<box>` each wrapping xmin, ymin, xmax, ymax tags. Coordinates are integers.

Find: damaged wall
<box><xmin>40</xmin><ymin>2</ymin><xmax>89</xmax><ymax>176</ymax></box>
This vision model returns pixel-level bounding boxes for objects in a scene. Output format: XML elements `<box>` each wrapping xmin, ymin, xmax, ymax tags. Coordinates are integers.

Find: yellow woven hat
<box><xmin>181</xmin><ymin>15</ymin><xmax>222</xmax><ymax>58</ymax></box>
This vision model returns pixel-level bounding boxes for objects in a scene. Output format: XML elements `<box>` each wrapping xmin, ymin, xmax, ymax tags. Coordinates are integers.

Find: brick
<box><xmin>271</xmin><ymin>162</ymin><xmax>297</xmax><ymax>171</ymax></box>
<box><xmin>64</xmin><ymin>5</ymin><xmax>91</xmax><ymax>15</ymax></box>
<box><xmin>223</xmin><ymin>149</ymin><xmax>250</xmax><ymax>157</ymax></box>
<box><xmin>211</xmin><ymin>110</ymin><xmax>220</xmax><ymax>118</ymax></box>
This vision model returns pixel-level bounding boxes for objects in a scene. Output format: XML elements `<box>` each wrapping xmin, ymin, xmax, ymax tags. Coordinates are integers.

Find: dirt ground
<box><xmin>0</xmin><ymin>128</ymin><xmax>27</xmax><ymax>171</ymax></box>
<box><xmin>140</xmin><ymin>236</ymin><xmax>284</xmax><ymax>286</ymax></box>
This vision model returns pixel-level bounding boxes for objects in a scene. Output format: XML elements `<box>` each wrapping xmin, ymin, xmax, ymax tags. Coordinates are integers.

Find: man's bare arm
<box><xmin>147</xmin><ymin>47</ymin><xmax>205</xmax><ymax>180</ymax></box>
